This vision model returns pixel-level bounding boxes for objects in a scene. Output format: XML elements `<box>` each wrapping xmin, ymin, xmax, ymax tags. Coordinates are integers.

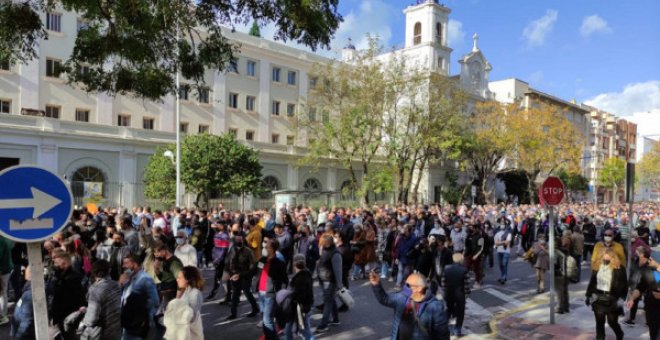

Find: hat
<box><xmin>293</xmin><ymin>254</ymin><xmax>306</xmax><ymax>265</ymax></box>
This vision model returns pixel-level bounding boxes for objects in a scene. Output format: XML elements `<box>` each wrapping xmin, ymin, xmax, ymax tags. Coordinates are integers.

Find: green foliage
<box><xmin>497</xmin><ymin>170</ymin><xmax>530</xmax><ymax>204</ymax></box>
<box><xmin>249</xmin><ymin>21</ymin><xmax>261</xmax><ymax>37</ymax></box>
<box><xmin>1</xmin><ymin>0</ymin><xmax>342</xmax><ymax>101</ymax></box>
<box><xmin>143</xmin><ymin>146</ymin><xmax>176</xmax><ymax>207</ymax></box>
<box><xmin>557</xmin><ymin>169</ymin><xmax>589</xmax><ymax>192</ymax></box>
<box><xmin>638</xmin><ymin>141</ymin><xmax>660</xmax><ymax>190</ymax></box>
<box><xmin>598</xmin><ymin>157</ymin><xmax>626</xmax><ymax>190</ymax></box>
<box><xmin>441</xmin><ymin>172</ymin><xmax>467</xmax><ymax>206</ymax></box>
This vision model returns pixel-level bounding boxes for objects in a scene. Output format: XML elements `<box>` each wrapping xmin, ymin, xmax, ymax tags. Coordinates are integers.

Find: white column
<box><xmin>19</xmin><ymin>53</ymin><xmax>40</xmax><ymax>112</ymax></box>
<box><xmin>287</xmin><ymin>163</ymin><xmax>299</xmax><ymax>190</ymax></box>
<box><xmin>36</xmin><ymin>139</ymin><xmax>58</xmax><ymax>174</ymax></box>
<box><xmin>258</xmin><ymin>60</ymin><xmax>271</xmax><ymax>143</ymax></box>
<box><xmin>212</xmin><ymin>71</ymin><xmax>227</xmax><ymax>134</ymax></box>
<box><xmin>119</xmin><ymin>149</ymin><xmax>137</xmax><ymax>209</ymax></box>
<box><xmin>326</xmin><ymin>167</ymin><xmax>337</xmax><ymax>191</ymax></box>
<box><xmin>96</xmin><ymin>93</ymin><xmax>113</xmax><ymax>125</ymax></box>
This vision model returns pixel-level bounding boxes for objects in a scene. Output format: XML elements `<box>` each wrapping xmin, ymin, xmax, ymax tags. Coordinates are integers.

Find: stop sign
<box><xmin>540</xmin><ymin>176</ymin><xmax>565</xmax><ymax>206</ymax></box>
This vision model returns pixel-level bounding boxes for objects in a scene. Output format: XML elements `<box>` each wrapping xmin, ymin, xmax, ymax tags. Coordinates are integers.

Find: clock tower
<box><xmin>459</xmin><ymin>33</ymin><xmax>492</xmax><ymax>98</ymax></box>
<box><xmin>403</xmin><ymin>0</ymin><xmax>452</xmax><ymax>75</ymax></box>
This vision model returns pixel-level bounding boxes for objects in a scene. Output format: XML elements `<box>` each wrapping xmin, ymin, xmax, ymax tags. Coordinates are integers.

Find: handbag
<box><xmin>336</xmin><ymin>287</ymin><xmax>354</xmax><ymax>309</ymax></box>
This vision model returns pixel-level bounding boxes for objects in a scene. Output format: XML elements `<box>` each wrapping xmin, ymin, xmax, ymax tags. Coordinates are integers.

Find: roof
<box><xmin>526</xmin><ymin>88</ymin><xmax>589</xmax><ymax>113</ymax></box>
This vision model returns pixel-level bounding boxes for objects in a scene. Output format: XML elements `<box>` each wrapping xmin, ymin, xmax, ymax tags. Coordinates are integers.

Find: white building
<box><xmin>0</xmin><ymin>0</ymin><xmax>492</xmax><ymax>208</ymax></box>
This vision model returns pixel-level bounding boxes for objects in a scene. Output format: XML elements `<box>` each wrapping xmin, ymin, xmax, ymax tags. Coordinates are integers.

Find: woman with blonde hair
<box><xmin>585</xmin><ymin>248</ymin><xmax>627</xmax><ymax>340</ymax></box>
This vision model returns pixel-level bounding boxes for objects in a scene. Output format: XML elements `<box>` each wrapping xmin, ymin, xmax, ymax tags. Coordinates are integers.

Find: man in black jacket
<box><xmin>443</xmin><ymin>253</ymin><xmax>470</xmax><ymax>337</ymax></box>
<box><xmin>315</xmin><ymin>235</ymin><xmax>343</xmax><ymax>334</ymax></box>
<box><xmin>583</xmin><ymin>217</ymin><xmax>597</xmax><ymax>261</ymax></box>
<box><xmin>227</xmin><ymin>233</ymin><xmax>259</xmax><ymax>320</ymax></box>
<box><xmin>285</xmin><ymin>254</ymin><xmax>315</xmax><ymax>340</ymax></box>
<box><xmin>49</xmin><ymin>248</ymin><xmax>86</xmax><ymax>340</ymax></box>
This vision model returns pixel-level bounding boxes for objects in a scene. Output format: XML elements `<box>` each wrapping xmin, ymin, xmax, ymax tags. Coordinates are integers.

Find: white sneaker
<box><xmin>380</xmin><ymin>275</ymin><xmax>387</xmax><ymax>279</ymax></box>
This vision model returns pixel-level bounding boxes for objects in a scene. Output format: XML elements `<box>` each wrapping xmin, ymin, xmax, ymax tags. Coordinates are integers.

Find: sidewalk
<box><xmin>492</xmin><ymin>289</ymin><xmax>650</xmax><ymax>340</ymax></box>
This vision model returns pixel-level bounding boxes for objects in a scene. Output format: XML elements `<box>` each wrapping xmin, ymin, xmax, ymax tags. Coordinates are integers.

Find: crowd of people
<box><xmin>0</xmin><ymin>201</ymin><xmax>659</xmax><ymax>340</ymax></box>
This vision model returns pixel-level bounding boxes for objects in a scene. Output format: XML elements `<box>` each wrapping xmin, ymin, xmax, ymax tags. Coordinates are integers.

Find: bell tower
<box><xmin>403</xmin><ymin>0</ymin><xmax>452</xmax><ymax>74</ymax></box>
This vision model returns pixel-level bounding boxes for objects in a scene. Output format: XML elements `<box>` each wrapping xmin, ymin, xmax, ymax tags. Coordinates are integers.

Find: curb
<box><xmin>487</xmin><ymin>295</ymin><xmax>550</xmax><ymax>340</ymax></box>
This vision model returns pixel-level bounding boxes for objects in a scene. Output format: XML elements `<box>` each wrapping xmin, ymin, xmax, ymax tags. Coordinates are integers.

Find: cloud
<box><xmin>447</xmin><ymin>19</ymin><xmax>465</xmax><ymax>47</ymax></box>
<box><xmin>522</xmin><ymin>9</ymin><xmax>558</xmax><ymax>47</ymax></box>
<box><xmin>235</xmin><ymin>0</ymin><xmax>397</xmax><ymax>59</ymax></box>
<box><xmin>580</xmin><ymin>15</ymin><xmax>612</xmax><ymax>37</ymax></box>
<box><xmin>584</xmin><ymin>81</ymin><xmax>660</xmax><ymax>116</ymax></box>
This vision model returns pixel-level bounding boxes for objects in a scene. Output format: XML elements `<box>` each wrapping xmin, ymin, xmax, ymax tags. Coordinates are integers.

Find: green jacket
<box><xmin>0</xmin><ymin>236</ymin><xmax>14</xmax><ymax>274</ymax></box>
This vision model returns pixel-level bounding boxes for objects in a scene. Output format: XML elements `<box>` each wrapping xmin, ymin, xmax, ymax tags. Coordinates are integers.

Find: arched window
<box><xmin>71</xmin><ymin>166</ymin><xmax>106</xmax><ymax>203</ymax></box>
<box><xmin>303</xmin><ymin>178</ymin><xmax>322</xmax><ymax>193</ymax></box>
<box><xmin>436</xmin><ymin>23</ymin><xmax>442</xmax><ymax>44</ymax></box>
<box><xmin>413</xmin><ymin>22</ymin><xmax>422</xmax><ymax>45</ymax></box>
<box><xmin>259</xmin><ymin>176</ymin><xmax>281</xmax><ymax>199</ymax></box>
<box><xmin>72</xmin><ymin>166</ymin><xmax>105</xmax><ymax>182</ymax></box>
<box><xmin>340</xmin><ymin>180</ymin><xmax>357</xmax><ymax>201</ymax></box>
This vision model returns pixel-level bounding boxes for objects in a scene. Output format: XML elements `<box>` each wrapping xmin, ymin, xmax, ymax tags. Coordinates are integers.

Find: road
<box><xmin>0</xmin><ymin>250</ymin><xmax>594</xmax><ymax>339</ymax></box>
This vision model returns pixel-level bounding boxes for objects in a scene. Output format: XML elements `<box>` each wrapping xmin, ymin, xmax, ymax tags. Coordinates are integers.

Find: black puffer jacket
<box><xmin>290</xmin><ymin>269</ymin><xmax>314</xmax><ymax>313</ymax></box>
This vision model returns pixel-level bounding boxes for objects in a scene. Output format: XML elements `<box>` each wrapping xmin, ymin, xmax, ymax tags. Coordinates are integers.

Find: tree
<box><xmin>638</xmin><ymin>141</ymin><xmax>660</xmax><ymax>192</ymax></box>
<box><xmin>300</xmin><ymin>37</ymin><xmax>386</xmax><ymax>206</ymax></box>
<box><xmin>460</xmin><ymin>101</ymin><xmax>517</xmax><ymax>204</ymax></box>
<box><xmin>249</xmin><ymin>21</ymin><xmax>261</xmax><ymax>37</ymax></box>
<box><xmin>143</xmin><ymin>146</ymin><xmax>177</xmax><ymax>207</ymax></box>
<box><xmin>557</xmin><ymin>169</ymin><xmax>589</xmax><ymax>192</ymax></box>
<box><xmin>598</xmin><ymin>157</ymin><xmax>626</xmax><ymax>203</ymax></box>
<box><xmin>1</xmin><ymin>0</ymin><xmax>342</xmax><ymax>101</ymax></box>
<box><xmin>508</xmin><ymin>102</ymin><xmax>584</xmax><ymax>203</ymax></box>
<box><xmin>144</xmin><ymin>133</ymin><xmax>263</xmax><ymax>209</ymax></box>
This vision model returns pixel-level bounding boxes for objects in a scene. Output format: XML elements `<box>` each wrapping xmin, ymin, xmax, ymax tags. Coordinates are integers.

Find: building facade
<box><xmin>1</xmin><ymin>0</ymin><xmax>492</xmax><ymax>208</ymax></box>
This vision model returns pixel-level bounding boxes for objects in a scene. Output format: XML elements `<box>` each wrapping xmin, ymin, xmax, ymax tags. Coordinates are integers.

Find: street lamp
<box><xmin>163</xmin><ymin>149</ymin><xmax>180</xmax><ymax>207</ymax></box>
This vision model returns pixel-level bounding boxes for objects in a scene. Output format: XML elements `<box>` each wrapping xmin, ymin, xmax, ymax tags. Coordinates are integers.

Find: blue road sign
<box><xmin>0</xmin><ymin>165</ymin><xmax>73</xmax><ymax>243</ymax></box>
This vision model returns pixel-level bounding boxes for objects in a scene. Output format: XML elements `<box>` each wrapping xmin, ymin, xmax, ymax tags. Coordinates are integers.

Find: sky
<box><xmin>243</xmin><ymin>0</ymin><xmax>660</xmax><ymax>146</ymax></box>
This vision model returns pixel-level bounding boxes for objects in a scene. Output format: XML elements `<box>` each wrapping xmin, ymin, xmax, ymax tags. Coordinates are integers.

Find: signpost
<box><xmin>0</xmin><ymin>165</ymin><xmax>74</xmax><ymax>340</ymax></box>
<box><xmin>539</xmin><ymin>176</ymin><xmax>565</xmax><ymax>325</ymax></box>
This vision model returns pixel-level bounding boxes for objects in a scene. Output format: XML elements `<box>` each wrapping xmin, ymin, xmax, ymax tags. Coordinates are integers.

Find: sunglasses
<box><xmin>405</xmin><ymin>283</ymin><xmax>422</xmax><ymax>289</ymax></box>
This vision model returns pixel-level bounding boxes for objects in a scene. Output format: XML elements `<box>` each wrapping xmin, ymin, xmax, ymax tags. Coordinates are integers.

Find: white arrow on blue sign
<box><xmin>0</xmin><ymin>165</ymin><xmax>73</xmax><ymax>243</ymax></box>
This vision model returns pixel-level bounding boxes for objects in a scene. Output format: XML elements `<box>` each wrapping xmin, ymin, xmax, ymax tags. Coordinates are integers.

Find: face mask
<box><xmin>602</xmin><ymin>260</ymin><xmax>611</xmax><ymax>266</ymax></box>
<box><xmin>604</xmin><ymin>236</ymin><xmax>613</xmax><ymax>242</ymax></box>
<box><xmin>124</xmin><ymin>268</ymin><xmax>134</xmax><ymax>276</ymax></box>
<box><xmin>262</xmin><ymin>248</ymin><xmax>269</xmax><ymax>257</ymax></box>
<box><xmin>176</xmin><ymin>238</ymin><xmax>185</xmax><ymax>245</ymax></box>
<box><xmin>539</xmin><ymin>240</ymin><xmax>546</xmax><ymax>245</ymax></box>
<box><xmin>113</xmin><ymin>241</ymin><xmax>122</xmax><ymax>247</ymax></box>
<box><xmin>155</xmin><ymin>256</ymin><xmax>165</xmax><ymax>261</ymax></box>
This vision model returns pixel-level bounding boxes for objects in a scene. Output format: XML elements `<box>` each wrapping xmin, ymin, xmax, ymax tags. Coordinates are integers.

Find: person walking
<box><xmin>570</xmin><ymin>225</ymin><xmax>584</xmax><ymax>282</ymax></box>
<box><xmin>369</xmin><ymin>271</ymin><xmax>450</xmax><ymax>340</ymax></box>
<box><xmin>285</xmin><ymin>254</ymin><xmax>316</xmax><ymax>340</ymax></box>
<box><xmin>120</xmin><ymin>254</ymin><xmax>160</xmax><ymax>340</ymax></box>
<box><xmin>163</xmin><ymin>266</ymin><xmax>204</xmax><ymax>340</ymax></box>
<box><xmin>626</xmin><ymin>247</ymin><xmax>660</xmax><ymax>339</ymax></box>
<box><xmin>463</xmin><ymin>224</ymin><xmax>484</xmax><ymax>288</ymax></box>
<box><xmin>253</xmin><ymin>238</ymin><xmax>288</xmax><ymax>339</ymax></box>
<box><xmin>532</xmin><ymin>235</ymin><xmax>550</xmax><ymax>294</ymax></box>
<box><xmin>315</xmin><ymin>235</ymin><xmax>343</xmax><ymax>334</ymax></box>
<box><xmin>442</xmin><ymin>253</ymin><xmax>470</xmax><ymax>337</ymax></box>
<box><xmin>0</xmin><ymin>235</ymin><xmax>13</xmax><ymax>326</ymax></box>
<box><xmin>494</xmin><ymin>223</ymin><xmax>512</xmax><ymax>284</ymax></box>
<box><xmin>591</xmin><ymin>229</ymin><xmax>626</xmax><ymax>269</ymax></box>
<box><xmin>11</xmin><ymin>266</ymin><xmax>33</xmax><ymax>340</ymax></box>
<box><xmin>79</xmin><ymin>260</ymin><xmax>122</xmax><ymax>340</ymax></box>
<box><xmin>395</xmin><ymin>225</ymin><xmax>418</xmax><ymax>290</ymax></box>
<box><xmin>154</xmin><ymin>243</ymin><xmax>184</xmax><ymax>315</ymax></box>
<box><xmin>174</xmin><ymin>231</ymin><xmax>198</xmax><ymax>268</ymax></box>
<box><xmin>586</xmin><ymin>248</ymin><xmax>627</xmax><ymax>340</ymax></box>
<box><xmin>49</xmin><ymin>248</ymin><xmax>86</xmax><ymax>340</ymax></box>
<box><xmin>207</xmin><ymin>222</ymin><xmax>230</xmax><ymax>300</ymax></box>
<box><xmin>226</xmin><ymin>233</ymin><xmax>260</xmax><ymax>320</ymax></box>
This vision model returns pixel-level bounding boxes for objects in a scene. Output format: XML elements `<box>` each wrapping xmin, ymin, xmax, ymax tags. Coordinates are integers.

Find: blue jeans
<box><xmin>497</xmin><ymin>252</ymin><xmax>510</xmax><ymax>281</ymax></box>
<box><xmin>258</xmin><ymin>293</ymin><xmax>277</xmax><ymax>339</ymax></box>
<box><xmin>572</xmin><ymin>254</ymin><xmax>582</xmax><ymax>282</ymax></box>
<box><xmin>196</xmin><ymin>251</ymin><xmax>204</xmax><ymax>268</ymax></box>
<box><xmin>285</xmin><ymin>311</ymin><xmax>316</xmax><ymax>340</ymax></box>
<box><xmin>380</xmin><ymin>261</ymin><xmax>389</xmax><ymax>278</ymax></box>
<box><xmin>396</xmin><ymin>261</ymin><xmax>412</xmax><ymax>286</ymax></box>
<box><xmin>319</xmin><ymin>281</ymin><xmax>338</xmax><ymax>328</ymax></box>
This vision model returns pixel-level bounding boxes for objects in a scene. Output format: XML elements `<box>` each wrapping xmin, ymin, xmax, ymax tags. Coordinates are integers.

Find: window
<box><xmin>286</xmin><ymin>135</ymin><xmax>294</xmax><ymax>146</ymax></box>
<box><xmin>46</xmin><ymin>13</ymin><xmax>62</xmax><ymax>32</ymax></box>
<box><xmin>228</xmin><ymin>128</ymin><xmax>238</xmax><ymax>139</ymax></box>
<box><xmin>247</xmin><ymin>61</ymin><xmax>256</xmax><ymax>77</ymax></box>
<box><xmin>436</xmin><ymin>23</ymin><xmax>442</xmax><ymax>44</ymax></box>
<box><xmin>228</xmin><ymin>59</ymin><xmax>239</xmax><ymax>73</ymax></box>
<box><xmin>180</xmin><ymin>122</ymin><xmax>189</xmax><ymax>133</ymax></box>
<box><xmin>413</xmin><ymin>22</ymin><xmax>422</xmax><ymax>45</ymax></box>
<box><xmin>228</xmin><ymin>92</ymin><xmax>238</xmax><ymax>109</ymax></box>
<box><xmin>246</xmin><ymin>95</ymin><xmax>256</xmax><ymax>111</ymax></box>
<box><xmin>287</xmin><ymin>71</ymin><xmax>297</xmax><ymax>85</ymax></box>
<box><xmin>117</xmin><ymin>114</ymin><xmax>130</xmax><ymax>126</ymax></box>
<box><xmin>259</xmin><ymin>176</ymin><xmax>281</xmax><ymax>198</ymax></box>
<box><xmin>272</xmin><ymin>101</ymin><xmax>280</xmax><ymax>116</ymax></box>
<box><xmin>46</xmin><ymin>58</ymin><xmax>62</xmax><ymax>78</ymax></box>
<box><xmin>272</xmin><ymin>67</ymin><xmax>281</xmax><ymax>82</ymax></box>
<box><xmin>0</xmin><ymin>100</ymin><xmax>10</xmax><ymax>114</ymax></box>
<box><xmin>246</xmin><ymin>130</ymin><xmax>254</xmax><ymax>141</ymax></box>
<box><xmin>198</xmin><ymin>125</ymin><xmax>209</xmax><ymax>134</ymax></box>
<box><xmin>198</xmin><ymin>88</ymin><xmax>210</xmax><ymax>104</ymax></box>
<box><xmin>0</xmin><ymin>59</ymin><xmax>9</xmax><ymax>71</ymax></box>
<box><xmin>271</xmin><ymin>134</ymin><xmax>279</xmax><ymax>144</ymax></box>
<box><xmin>287</xmin><ymin>103</ymin><xmax>296</xmax><ymax>117</ymax></box>
<box><xmin>308</xmin><ymin>107</ymin><xmax>316</xmax><ymax>121</ymax></box>
<box><xmin>45</xmin><ymin>105</ymin><xmax>60</xmax><ymax>119</ymax></box>
<box><xmin>75</xmin><ymin>109</ymin><xmax>89</xmax><ymax>122</ymax></box>
<box><xmin>178</xmin><ymin>84</ymin><xmax>189</xmax><ymax>100</ymax></box>
<box><xmin>438</xmin><ymin>57</ymin><xmax>444</xmax><ymax>70</ymax></box>
<box><xmin>142</xmin><ymin>118</ymin><xmax>154</xmax><ymax>130</ymax></box>
<box><xmin>303</xmin><ymin>178</ymin><xmax>322</xmax><ymax>193</ymax></box>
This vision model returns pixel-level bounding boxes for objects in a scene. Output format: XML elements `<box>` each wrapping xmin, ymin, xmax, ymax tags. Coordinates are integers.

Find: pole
<box><xmin>626</xmin><ymin>162</ymin><xmax>635</xmax><ymax>274</ymax></box>
<box><xmin>175</xmin><ymin>28</ymin><xmax>181</xmax><ymax>208</ymax></box>
<box><xmin>548</xmin><ymin>205</ymin><xmax>555</xmax><ymax>324</ymax></box>
<box><xmin>27</xmin><ymin>242</ymin><xmax>48</xmax><ymax>339</ymax></box>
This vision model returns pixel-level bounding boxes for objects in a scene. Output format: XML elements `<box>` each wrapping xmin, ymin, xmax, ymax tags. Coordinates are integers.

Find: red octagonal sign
<box><xmin>540</xmin><ymin>176</ymin><xmax>565</xmax><ymax>206</ymax></box>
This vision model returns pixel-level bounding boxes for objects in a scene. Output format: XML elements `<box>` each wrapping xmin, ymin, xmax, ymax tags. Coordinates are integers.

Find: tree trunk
<box><xmin>397</xmin><ymin>165</ymin><xmax>407</xmax><ymax>203</ymax></box>
<box><xmin>362</xmin><ymin>163</ymin><xmax>370</xmax><ymax>207</ymax></box>
<box><xmin>411</xmin><ymin>156</ymin><xmax>428</xmax><ymax>205</ymax></box>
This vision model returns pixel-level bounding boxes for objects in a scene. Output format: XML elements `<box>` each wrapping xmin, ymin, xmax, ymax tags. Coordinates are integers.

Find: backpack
<box><xmin>274</xmin><ymin>288</ymin><xmax>294</xmax><ymax>327</ymax></box>
<box><xmin>566</xmin><ymin>255</ymin><xmax>579</xmax><ymax>283</ymax></box>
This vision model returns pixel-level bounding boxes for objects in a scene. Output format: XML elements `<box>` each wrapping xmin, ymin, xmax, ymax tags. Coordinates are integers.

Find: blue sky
<box><xmin>247</xmin><ymin>0</ymin><xmax>660</xmax><ymax>139</ymax></box>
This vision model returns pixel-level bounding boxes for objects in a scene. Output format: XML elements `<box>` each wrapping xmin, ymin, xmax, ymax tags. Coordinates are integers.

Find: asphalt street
<box><xmin>0</xmin><ymin>249</ymin><xmax>595</xmax><ymax>339</ymax></box>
